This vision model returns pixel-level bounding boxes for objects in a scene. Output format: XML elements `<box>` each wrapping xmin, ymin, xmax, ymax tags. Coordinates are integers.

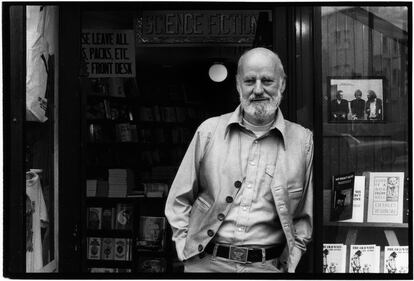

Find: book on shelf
<box><xmin>96</xmin><ymin>180</ymin><xmax>109</xmax><ymax>197</ymax></box>
<box><xmin>330</xmin><ymin>172</ymin><xmax>355</xmax><ymax>221</ymax></box>
<box><xmin>338</xmin><ymin>176</ymin><xmax>365</xmax><ymax>223</ymax></box>
<box><xmin>87</xmin><ymin>207</ymin><xmax>102</xmax><ymax>229</ymax></box>
<box><xmin>101</xmin><ymin>238</ymin><xmax>115</xmax><ymax>260</ymax></box>
<box><xmin>87</xmin><ymin>237</ymin><xmax>101</xmax><ymax>260</ymax></box>
<box><xmin>322</xmin><ymin>244</ymin><xmax>347</xmax><ymax>273</ymax></box>
<box><xmin>114</xmin><ymin>238</ymin><xmax>133</xmax><ymax>261</ymax></box>
<box><xmin>349</xmin><ymin>244</ymin><xmax>380</xmax><ymax>273</ymax></box>
<box><xmin>88</xmin><ymin>124</ymin><xmax>114</xmax><ymax>143</ymax></box>
<box><xmin>108</xmin><ymin>169</ymin><xmax>135</xmax><ymax>198</ymax></box>
<box><xmin>137</xmin><ymin>216</ymin><xmax>167</xmax><ymax>251</ymax></box>
<box><xmin>364</xmin><ymin>172</ymin><xmax>405</xmax><ymax>223</ymax></box>
<box><xmin>115</xmin><ymin>203</ymin><xmax>134</xmax><ymax>230</ymax></box>
<box><xmin>108</xmin><ymin>77</ymin><xmax>126</xmax><ymax>97</ymax></box>
<box><xmin>137</xmin><ymin>257</ymin><xmax>167</xmax><ymax>273</ymax></box>
<box><xmin>101</xmin><ymin>207</ymin><xmax>115</xmax><ymax>230</ymax></box>
<box><xmin>383</xmin><ymin>246</ymin><xmax>409</xmax><ymax>273</ymax></box>
<box><xmin>143</xmin><ymin>182</ymin><xmax>169</xmax><ymax>198</ymax></box>
<box><xmin>114</xmin><ymin>238</ymin><xmax>127</xmax><ymax>261</ymax></box>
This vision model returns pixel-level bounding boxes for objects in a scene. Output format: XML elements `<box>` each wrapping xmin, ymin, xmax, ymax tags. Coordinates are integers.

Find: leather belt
<box><xmin>205</xmin><ymin>243</ymin><xmax>285</xmax><ymax>264</ymax></box>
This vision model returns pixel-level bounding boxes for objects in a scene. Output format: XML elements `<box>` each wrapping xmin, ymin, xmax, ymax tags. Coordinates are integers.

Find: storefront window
<box><xmin>320</xmin><ymin>6</ymin><xmax>409</xmax><ymax>274</ymax></box>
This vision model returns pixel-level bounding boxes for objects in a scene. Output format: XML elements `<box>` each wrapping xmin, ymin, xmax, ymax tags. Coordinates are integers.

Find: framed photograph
<box><xmin>327</xmin><ymin>77</ymin><xmax>384</xmax><ymax>123</ymax></box>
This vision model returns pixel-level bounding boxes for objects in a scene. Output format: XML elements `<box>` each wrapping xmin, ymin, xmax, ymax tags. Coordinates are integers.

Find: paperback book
<box><xmin>331</xmin><ymin>172</ymin><xmax>355</xmax><ymax>221</ymax></box>
<box><xmin>364</xmin><ymin>172</ymin><xmax>405</xmax><ymax>223</ymax></box>
<box><xmin>322</xmin><ymin>244</ymin><xmax>347</xmax><ymax>273</ymax></box>
<box><xmin>101</xmin><ymin>238</ymin><xmax>115</xmax><ymax>260</ymax></box>
<box><xmin>101</xmin><ymin>207</ymin><xmax>115</xmax><ymax>230</ymax></box>
<box><xmin>87</xmin><ymin>237</ymin><xmax>101</xmax><ymax>260</ymax></box>
<box><xmin>339</xmin><ymin>176</ymin><xmax>365</xmax><ymax>223</ymax></box>
<box><xmin>384</xmin><ymin>246</ymin><xmax>409</xmax><ymax>273</ymax></box>
<box><xmin>137</xmin><ymin>216</ymin><xmax>167</xmax><ymax>251</ymax></box>
<box><xmin>115</xmin><ymin>203</ymin><xmax>134</xmax><ymax>230</ymax></box>
<box><xmin>349</xmin><ymin>244</ymin><xmax>380</xmax><ymax>273</ymax></box>
<box><xmin>87</xmin><ymin>207</ymin><xmax>102</xmax><ymax>229</ymax></box>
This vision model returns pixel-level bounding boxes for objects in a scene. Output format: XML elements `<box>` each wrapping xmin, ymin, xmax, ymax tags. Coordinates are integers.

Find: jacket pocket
<box><xmin>288</xmin><ymin>188</ymin><xmax>303</xmax><ymax>199</ymax></box>
<box><xmin>193</xmin><ymin>196</ymin><xmax>211</xmax><ymax>212</ymax></box>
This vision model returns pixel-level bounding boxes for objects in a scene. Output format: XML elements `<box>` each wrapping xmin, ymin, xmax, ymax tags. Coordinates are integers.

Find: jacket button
<box><xmin>198</xmin><ymin>244</ymin><xmax>203</xmax><ymax>252</ymax></box>
<box><xmin>207</xmin><ymin>229</ymin><xmax>214</xmax><ymax>237</ymax></box>
<box><xmin>234</xmin><ymin>180</ymin><xmax>242</xmax><ymax>188</ymax></box>
<box><xmin>217</xmin><ymin>213</ymin><xmax>225</xmax><ymax>221</ymax></box>
<box><xmin>226</xmin><ymin>196</ymin><xmax>233</xmax><ymax>203</ymax></box>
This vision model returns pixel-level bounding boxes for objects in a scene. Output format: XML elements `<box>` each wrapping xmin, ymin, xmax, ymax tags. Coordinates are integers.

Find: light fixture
<box><xmin>208</xmin><ymin>62</ymin><xmax>228</xmax><ymax>82</ymax></box>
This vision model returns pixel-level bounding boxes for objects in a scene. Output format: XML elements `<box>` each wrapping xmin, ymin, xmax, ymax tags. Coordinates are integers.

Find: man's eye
<box><xmin>244</xmin><ymin>79</ymin><xmax>255</xmax><ymax>85</ymax></box>
<box><xmin>262</xmin><ymin>79</ymin><xmax>274</xmax><ymax>84</ymax></box>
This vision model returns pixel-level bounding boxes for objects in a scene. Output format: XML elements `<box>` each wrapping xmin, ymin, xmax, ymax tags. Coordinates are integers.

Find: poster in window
<box><xmin>327</xmin><ymin>77</ymin><xmax>384</xmax><ymax>123</ymax></box>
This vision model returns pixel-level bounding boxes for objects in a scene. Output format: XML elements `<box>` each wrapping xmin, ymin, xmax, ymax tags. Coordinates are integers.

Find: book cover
<box><xmin>322</xmin><ymin>244</ymin><xmax>347</xmax><ymax>273</ymax></box>
<box><xmin>137</xmin><ymin>257</ymin><xmax>167</xmax><ymax>272</ymax></box>
<box><xmin>137</xmin><ymin>216</ymin><xmax>167</xmax><ymax>251</ymax></box>
<box><xmin>115</xmin><ymin>203</ymin><xmax>134</xmax><ymax>230</ymax></box>
<box><xmin>114</xmin><ymin>238</ymin><xmax>127</xmax><ymax>261</ymax></box>
<box><xmin>87</xmin><ymin>237</ymin><xmax>101</xmax><ymax>260</ymax></box>
<box><xmin>101</xmin><ymin>207</ymin><xmax>115</xmax><ymax>230</ymax></box>
<box><xmin>101</xmin><ymin>238</ymin><xmax>115</xmax><ymax>260</ymax></box>
<box><xmin>384</xmin><ymin>246</ymin><xmax>409</xmax><ymax>273</ymax></box>
<box><xmin>349</xmin><ymin>245</ymin><xmax>380</xmax><ymax>273</ymax></box>
<box><xmin>331</xmin><ymin>172</ymin><xmax>355</xmax><ymax>221</ymax></box>
<box><xmin>339</xmin><ymin>176</ymin><xmax>365</xmax><ymax>223</ymax></box>
<box><xmin>87</xmin><ymin>207</ymin><xmax>102</xmax><ymax>229</ymax></box>
<box><xmin>365</xmin><ymin>172</ymin><xmax>405</xmax><ymax>223</ymax></box>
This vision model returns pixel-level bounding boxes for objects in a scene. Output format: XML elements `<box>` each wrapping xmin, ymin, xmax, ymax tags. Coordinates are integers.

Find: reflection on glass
<box><xmin>320</xmin><ymin>6</ymin><xmax>409</xmax><ymax>274</ymax></box>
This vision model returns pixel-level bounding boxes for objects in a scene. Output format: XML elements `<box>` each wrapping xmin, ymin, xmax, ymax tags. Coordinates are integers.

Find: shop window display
<box><xmin>320</xmin><ymin>6</ymin><xmax>409</xmax><ymax>274</ymax></box>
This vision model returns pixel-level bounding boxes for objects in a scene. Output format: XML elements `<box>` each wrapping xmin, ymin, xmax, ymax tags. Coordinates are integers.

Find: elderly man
<box><xmin>330</xmin><ymin>90</ymin><xmax>349</xmax><ymax>121</ymax></box>
<box><xmin>165</xmin><ymin>47</ymin><xmax>313</xmax><ymax>273</ymax></box>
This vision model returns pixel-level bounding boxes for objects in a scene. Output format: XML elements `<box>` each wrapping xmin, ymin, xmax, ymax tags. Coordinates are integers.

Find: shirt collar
<box><xmin>225</xmin><ymin>105</ymin><xmax>287</xmax><ymax>143</ymax></box>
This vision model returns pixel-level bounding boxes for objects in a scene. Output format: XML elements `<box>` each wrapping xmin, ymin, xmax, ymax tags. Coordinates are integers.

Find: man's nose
<box><xmin>253</xmin><ymin>80</ymin><xmax>264</xmax><ymax>95</ymax></box>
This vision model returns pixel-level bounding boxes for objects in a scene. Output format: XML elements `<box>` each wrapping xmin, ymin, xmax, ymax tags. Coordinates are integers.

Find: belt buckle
<box><xmin>229</xmin><ymin>246</ymin><xmax>249</xmax><ymax>264</ymax></box>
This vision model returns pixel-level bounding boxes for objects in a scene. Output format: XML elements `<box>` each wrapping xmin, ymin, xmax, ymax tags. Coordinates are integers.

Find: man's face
<box><xmin>336</xmin><ymin>92</ymin><xmax>343</xmax><ymax>100</ymax></box>
<box><xmin>237</xmin><ymin>52</ymin><xmax>285</xmax><ymax>123</ymax></box>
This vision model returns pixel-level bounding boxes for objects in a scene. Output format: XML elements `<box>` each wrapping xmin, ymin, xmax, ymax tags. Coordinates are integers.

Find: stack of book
<box><xmin>108</xmin><ymin>169</ymin><xmax>135</xmax><ymax>198</ymax></box>
<box><xmin>143</xmin><ymin>183</ymin><xmax>169</xmax><ymax>198</ymax></box>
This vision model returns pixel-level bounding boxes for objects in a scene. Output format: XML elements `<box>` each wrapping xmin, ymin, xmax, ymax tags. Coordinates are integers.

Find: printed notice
<box><xmin>81</xmin><ymin>30</ymin><xmax>136</xmax><ymax>78</ymax></box>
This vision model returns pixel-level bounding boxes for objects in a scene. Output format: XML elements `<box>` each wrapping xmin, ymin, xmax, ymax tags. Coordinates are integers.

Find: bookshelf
<box><xmin>81</xmin><ymin>76</ymin><xmax>201</xmax><ymax>273</ymax></box>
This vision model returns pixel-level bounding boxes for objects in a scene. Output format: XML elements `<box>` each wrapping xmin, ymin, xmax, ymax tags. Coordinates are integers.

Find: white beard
<box><xmin>240</xmin><ymin>91</ymin><xmax>282</xmax><ymax>122</ymax></box>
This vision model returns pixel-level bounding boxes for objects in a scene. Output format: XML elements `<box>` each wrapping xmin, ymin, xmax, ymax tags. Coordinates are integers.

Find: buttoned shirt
<box><xmin>165</xmin><ymin>106</ymin><xmax>313</xmax><ymax>272</ymax></box>
<box><xmin>214</xmin><ymin>113</ymin><xmax>286</xmax><ymax>246</ymax></box>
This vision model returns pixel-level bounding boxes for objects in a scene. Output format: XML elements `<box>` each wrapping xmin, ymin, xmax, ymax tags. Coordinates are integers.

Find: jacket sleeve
<box><xmin>289</xmin><ymin>129</ymin><xmax>314</xmax><ymax>272</ymax></box>
<box><xmin>164</xmin><ymin>121</ymin><xmax>213</xmax><ymax>261</ymax></box>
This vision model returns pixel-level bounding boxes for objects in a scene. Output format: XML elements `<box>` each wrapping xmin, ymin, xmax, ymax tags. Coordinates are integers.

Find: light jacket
<box><xmin>165</xmin><ymin>106</ymin><xmax>313</xmax><ymax>272</ymax></box>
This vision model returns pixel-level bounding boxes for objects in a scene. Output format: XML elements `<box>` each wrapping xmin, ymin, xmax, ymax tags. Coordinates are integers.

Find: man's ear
<box><xmin>279</xmin><ymin>77</ymin><xmax>286</xmax><ymax>94</ymax></box>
